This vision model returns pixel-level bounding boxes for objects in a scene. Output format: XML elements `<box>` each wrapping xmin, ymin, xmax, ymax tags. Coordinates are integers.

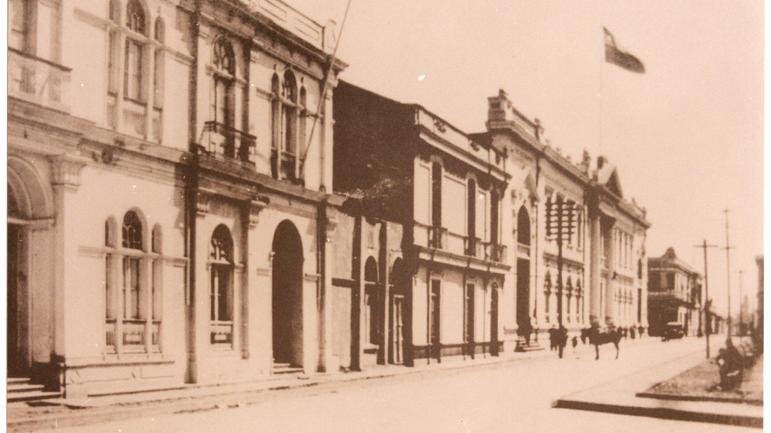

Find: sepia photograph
<box><xmin>4</xmin><ymin>0</ymin><xmax>765</xmax><ymax>432</ymax></box>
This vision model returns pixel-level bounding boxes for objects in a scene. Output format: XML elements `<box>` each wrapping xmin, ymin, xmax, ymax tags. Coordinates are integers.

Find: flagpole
<box><xmin>599</xmin><ymin>27</ymin><xmax>604</xmax><ymax>155</ymax></box>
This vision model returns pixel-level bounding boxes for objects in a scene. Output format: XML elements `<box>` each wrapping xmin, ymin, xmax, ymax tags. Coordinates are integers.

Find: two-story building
<box><xmin>333</xmin><ymin>81</ymin><xmax>511</xmax><ymax>365</ymax></box>
<box><xmin>8</xmin><ymin>0</ymin><xmax>348</xmax><ymax>398</ymax></box>
<box><xmin>647</xmin><ymin>248</ymin><xmax>701</xmax><ymax>336</ymax></box>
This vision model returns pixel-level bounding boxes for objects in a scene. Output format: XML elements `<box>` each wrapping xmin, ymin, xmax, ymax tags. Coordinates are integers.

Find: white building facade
<box><xmin>8</xmin><ymin>0</ymin><xmax>346</xmax><ymax>397</ymax></box>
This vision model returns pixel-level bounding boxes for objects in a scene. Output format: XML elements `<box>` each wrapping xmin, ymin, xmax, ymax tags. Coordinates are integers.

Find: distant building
<box><xmin>647</xmin><ymin>248</ymin><xmax>701</xmax><ymax>336</ymax></box>
<box><xmin>476</xmin><ymin>90</ymin><xmax>651</xmax><ymax>346</ymax></box>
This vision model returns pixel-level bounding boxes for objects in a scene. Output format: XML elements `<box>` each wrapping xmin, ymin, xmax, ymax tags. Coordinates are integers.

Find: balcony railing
<box><xmin>105</xmin><ymin>319</ymin><xmax>117</xmax><ymax>350</ymax></box>
<box><xmin>8</xmin><ymin>48</ymin><xmax>70</xmax><ymax>112</ymax></box>
<box><xmin>486</xmin><ymin>243</ymin><xmax>507</xmax><ymax>263</ymax></box>
<box><xmin>427</xmin><ymin>226</ymin><xmax>447</xmax><ymax>250</ymax></box>
<box><xmin>464</xmin><ymin>236</ymin><xmax>483</xmax><ymax>258</ymax></box>
<box><xmin>202</xmin><ymin>121</ymin><xmax>256</xmax><ymax>164</ymax></box>
<box><xmin>122</xmin><ymin>319</ymin><xmax>146</xmax><ymax>347</ymax></box>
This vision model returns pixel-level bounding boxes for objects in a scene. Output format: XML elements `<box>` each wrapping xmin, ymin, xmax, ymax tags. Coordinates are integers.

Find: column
<box><xmin>589</xmin><ymin>214</ymin><xmax>601</xmax><ymax>324</ymax></box>
<box><xmin>605</xmin><ymin>226</ymin><xmax>616</xmax><ymax>326</ymax></box>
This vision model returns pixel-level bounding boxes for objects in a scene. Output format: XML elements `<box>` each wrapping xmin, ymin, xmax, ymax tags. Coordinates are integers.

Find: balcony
<box><xmin>202</xmin><ymin>121</ymin><xmax>256</xmax><ymax>164</ymax></box>
<box><xmin>486</xmin><ymin>243</ymin><xmax>507</xmax><ymax>263</ymax></box>
<box><xmin>429</xmin><ymin>226</ymin><xmax>448</xmax><ymax>249</ymax></box>
<box><xmin>464</xmin><ymin>236</ymin><xmax>483</xmax><ymax>258</ymax></box>
<box><xmin>8</xmin><ymin>48</ymin><xmax>70</xmax><ymax>112</ymax></box>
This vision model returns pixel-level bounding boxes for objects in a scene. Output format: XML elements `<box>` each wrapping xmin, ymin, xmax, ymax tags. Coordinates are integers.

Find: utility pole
<box><xmin>694</xmin><ymin>239</ymin><xmax>717</xmax><ymax>358</ymax></box>
<box><xmin>546</xmin><ymin>196</ymin><xmax>576</xmax><ymax>359</ymax></box>
<box><xmin>723</xmin><ymin>209</ymin><xmax>733</xmax><ymax>339</ymax></box>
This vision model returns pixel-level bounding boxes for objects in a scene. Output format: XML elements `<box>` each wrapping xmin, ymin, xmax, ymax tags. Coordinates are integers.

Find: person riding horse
<box><xmin>580</xmin><ymin>323</ymin><xmax>622</xmax><ymax>360</ymax></box>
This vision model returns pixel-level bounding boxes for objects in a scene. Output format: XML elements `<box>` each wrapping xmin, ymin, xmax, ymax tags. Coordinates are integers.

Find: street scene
<box><xmin>5</xmin><ymin>0</ymin><xmax>763</xmax><ymax>432</ymax></box>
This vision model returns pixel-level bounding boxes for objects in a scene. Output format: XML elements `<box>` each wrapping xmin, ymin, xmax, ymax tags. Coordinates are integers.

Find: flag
<box><xmin>603</xmin><ymin>27</ymin><xmax>645</xmax><ymax>73</ymax></box>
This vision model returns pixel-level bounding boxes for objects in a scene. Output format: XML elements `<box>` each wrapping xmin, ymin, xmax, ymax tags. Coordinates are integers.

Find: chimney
<box><xmin>597</xmin><ymin>155</ymin><xmax>607</xmax><ymax>169</ymax></box>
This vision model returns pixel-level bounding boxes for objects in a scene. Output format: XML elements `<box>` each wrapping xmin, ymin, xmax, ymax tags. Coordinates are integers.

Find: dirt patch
<box><xmin>642</xmin><ymin>355</ymin><xmax>762</xmax><ymax>405</ymax></box>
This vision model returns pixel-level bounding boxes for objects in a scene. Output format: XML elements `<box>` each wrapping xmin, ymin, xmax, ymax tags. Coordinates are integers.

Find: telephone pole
<box><xmin>724</xmin><ymin>209</ymin><xmax>733</xmax><ymax>338</ymax></box>
<box><xmin>694</xmin><ymin>239</ymin><xmax>718</xmax><ymax>358</ymax></box>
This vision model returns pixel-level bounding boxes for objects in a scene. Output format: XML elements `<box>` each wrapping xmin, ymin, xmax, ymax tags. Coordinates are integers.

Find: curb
<box><xmin>7</xmin><ymin>337</ymin><xmax>661</xmax><ymax>432</ymax></box>
<box><xmin>635</xmin><ymin>391</ymin><xmax>763</xmax><ymax>406</ymax></box>
<box><xmin>553</xmin><ymin>397</ymin><xmax>763</xmax><ymax>429</ymax></box>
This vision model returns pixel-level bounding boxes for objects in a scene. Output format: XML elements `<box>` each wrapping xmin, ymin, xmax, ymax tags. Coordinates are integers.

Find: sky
<box><xmin>293</xmin><ymin>0</ymin><xmax>764</xmax><ymax>319</ymax></box>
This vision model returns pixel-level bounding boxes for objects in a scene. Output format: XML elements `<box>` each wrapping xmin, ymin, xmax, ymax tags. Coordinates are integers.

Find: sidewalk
<box><xmin>9</xmin><ymin>337</ymin><xmax>659</xmax><ymax>432</ymax></box>
<box><xmin>553</xmin><ymin>349</ymin><xmax>763</xmax><ymax>429</ymax></box>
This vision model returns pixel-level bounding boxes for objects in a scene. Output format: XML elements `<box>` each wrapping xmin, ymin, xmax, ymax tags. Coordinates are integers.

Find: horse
<box><xmin>580</xmin><ymin>326</ymin><xmax>622</xmax><ymax>360</ymax></box>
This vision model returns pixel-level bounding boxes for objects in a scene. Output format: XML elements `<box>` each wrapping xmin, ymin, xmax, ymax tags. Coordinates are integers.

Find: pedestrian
<box><xmin>630</xmin><ymin>326</ymin><xmax>636</xmax><ymax>339</ymax></box>
<box><xmin>557</xmin><ymin>325</ymin><xmax>568</xmax><ymax>359</ymax></box>
<box><xmin>548</xmin><ymin>325</ymin><xmax>557</xmax><ymax>351</ymax></box>
<box><xmin>571</xmin><ymin>336</ymin><xmax>578</xmax><ymax>355</ymax></box>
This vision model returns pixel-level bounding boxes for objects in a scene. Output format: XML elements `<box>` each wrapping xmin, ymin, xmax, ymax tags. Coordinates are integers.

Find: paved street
<box><xmin>33</xmin><ymin>338</ymin><xmax>756</xmax><ymax>433</ymax></box>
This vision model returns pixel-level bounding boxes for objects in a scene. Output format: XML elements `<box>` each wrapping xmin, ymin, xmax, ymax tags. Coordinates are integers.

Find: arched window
<box><xmin>121</xmin><ymin>210</ymin><xmax>145</xmax><ymax>349</ymax></box>
<box><xmin>124</xmin><ymin>0</ymin><xmax>147</xmax><ymax>101</ymax></box>
<box><xmin>122</xmin><ymin>211</ymin><xmax>143</xmax><ymax>323</ymax></box>
<box><xmin>103</xmin><ymin>210</ymin><xmax>163</xmax><ymax>353</ymax></box>
<box><xmin>211</xmin><ymin>36</ymin><xmax>236</xmax><ymax>157</ymax></box>
<box><xmin>517</xmin><ymin>207</ymin><xmax>530</xmax><ymax>246</ymax></box>
<box><xmin>210</xmin><ymin>225</ymin><xmax>234</xmax><ymax>346</ymax></box>
<box><xmin>270</xmin><ymin>73</ymin><xmax>281</xmax><ymax>178</ymax></box>
<box><xmin>105</xmin><ymin>218</ymin><xmax>117</xmax><ymax>336</ymax></box>
<box><xmin>107</xmin><ymin>0</ymin><xmax>162</xmax><ymax>139</ymax></box>
<box><xmin>280</xmin><ymin>70</ymin><xmax>298</xmax><ymax>179</ymax></box>
<box><xmin>126</xmin><ymin>0</ymin><xmax>146</xmax><ymax>33</ymax></box>
<box><xmin>153</xmin><ymin>18</ymin><xmax>165</xmax><ymax>112</ymax></box>
<box><xmin>299</xmin><ymin>85</ymin><xmax>307</xmax><ymax>164</ymax></box>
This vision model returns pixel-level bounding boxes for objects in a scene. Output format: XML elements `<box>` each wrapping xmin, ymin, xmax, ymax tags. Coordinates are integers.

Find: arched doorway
<box><xmin>7</xmin><ymin>156</ymin><xmax>54</xmax><ymax>377</ymax></box>
<box><xmin>516</xmin><ymin>206</ymin><xmax>531</xmax><ymax>333</ymax></box>
<box><xmin>272</xmin><ymin>220</ymin><xmax>304</xmax><ymax>367</ymax></box>
<box><xmin>389</xmin><ymin>258</ymin><xmax>407</xmax><ymax>365</ymax></box>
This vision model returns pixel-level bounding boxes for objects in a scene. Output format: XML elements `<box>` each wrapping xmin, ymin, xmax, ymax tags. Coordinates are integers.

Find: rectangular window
<box><xmin>442</xmin><ymin>175</ymin><xmax>465</xmax><ymax>235</ymax></box>
<box><xmin>414</xmin><ymin>164</ymin><xmax>431</xmax><ymax>225</ymax></box>
<box><xmin>105</xmin><ymin>255</ymin><xmax>113</xmax><ymax>320</ymax></box>
<box><xmin>467</xmin><ymin>180</ymin><xmax>476</xmax><ymax>241</ymax></box>
<box><xmin>123</xmin><ymin>257</ymin><xmax>141</xmax><ymax>319</ymax></box>
<box><xmin>476</xmin><ymin>191</ymin><xmax>488</xmax><ymax>242</ymax></box>
<box><xmin>124</xmin><ymin>39</ymin><xmax>143</xmax><ymax>101</ymax></box>
<box><xmin>490</xmin><ymin>191</ymin><xmax>499</xmax><ymax>245</ymax></box>
<box><xmin>464</xmin><ymin>283</ymin><xmax>475</xmax><ymax>343</ymax></box>
<box><xmin>431</xmin><ymin>163</ymin><xmax>442</xmax><ymax>228</ymax></box>
<box><xmin>153</xmin><ymin>50</ymin><xmax>163</xmax><ymax>108</ymax></box>
<box><xmin>429</xmin><ymin>279</ymin><xmax>441</xmax><ymax>347</ymax></box>
<box><xmin>108</xmin><ymin>32</ymin><xmax>120</xmax><ymax>95</ymax></box>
